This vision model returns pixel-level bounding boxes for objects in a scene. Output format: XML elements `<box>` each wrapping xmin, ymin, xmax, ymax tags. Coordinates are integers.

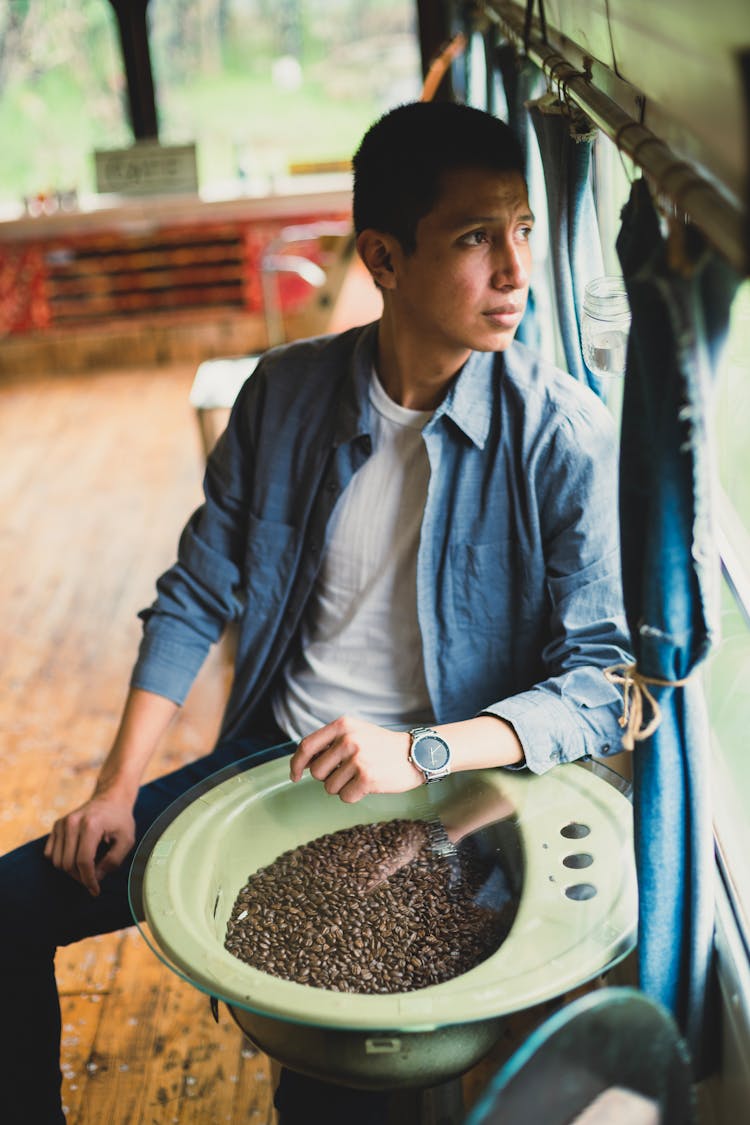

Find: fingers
<box><xmin>289</xmin><ymin>718</ymin><xmax>413</xmax><ymax>803</ymax></box>
<box><xmin>52</xmin><ymin>813</ymin><xmax>104</xmax><ymax>896</ymax></box>
<box><xmin>289</xmin><ymin>739</ymin><xmax>330</xmax><ymax>783</ymax></box>
<box><xmin>43</xmin><ymin>825</ymin><xmax>64</xmax><ymax>885</ymax></box>
<box><xmin>95</xmin><ymin>833</ymin><xmax>134</xmax><ymax>883</ymax></box>
<box><xmin>61</xmin><ymin>814</ymin><xmax>87</xmax><ymax>879</ymax></box>
<box><xmin>44</xmin><ymin>802</ymin><xmax>135</xmax><ymax>896</ymax></box>
<box><xmin>321</xmin><ymin>756</ymin><xmax>359</xmax><ymax>801</ymax></box>
<box><xmin>44</xmin><ymin>816</ymin><xmax>77</xmax><ymax>874</ymax></box>
<box><xmin>308</xmin><ymin>742</ymin><xmax>348</xmax><ymax>784</ymax></box>
<box><xmin>289</xmin><ymin>719</ymin><xmax>367</xmax><ymax>800</ymax></box>
<box><xmin>335</xmin><ymin>772</ymin><xmax>369</xmax><ymax>804</ymax></box>
<box><xmin>76</xmin><ymin>859</ymin><xmax>101</xmax><ymax>897</ymax></box>
<box><xmin>291</xmin><ymin>720</ymin><xmax>369</xmax><ymax>793</ymax></box>
<box><xmin>43</xmin><ymin>814</ymin><xmax>100</xmax><ymax>895</ymax></box>
<box><xmin>290</xmin><ymin>719</ymin><xmax>345</xmax><ymax>781</ymax></box>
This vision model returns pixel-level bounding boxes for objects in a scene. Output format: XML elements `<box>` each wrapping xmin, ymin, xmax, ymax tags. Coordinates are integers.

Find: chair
<box><xmin>189</xmin><ymin>220</ymin><xmax>366</xmax><ymax>458</ymax></box>
<box><xmin>464</xmin><ymin>987</ymin><xmax>695</xmax><ymax>1125</ymax></box>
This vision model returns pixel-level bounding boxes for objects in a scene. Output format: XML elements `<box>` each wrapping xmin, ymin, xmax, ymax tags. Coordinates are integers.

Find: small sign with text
<box><xmin>94</xmin><ymin>143</ymin><xmax>198</xmax><ymax>196</ymax></box>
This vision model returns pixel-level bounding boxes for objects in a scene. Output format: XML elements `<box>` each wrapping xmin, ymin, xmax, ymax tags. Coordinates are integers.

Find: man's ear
<box><xmin>356</xmin><ymin>230</ymin><xmax>398</xmax><ymax>290</ymax></box>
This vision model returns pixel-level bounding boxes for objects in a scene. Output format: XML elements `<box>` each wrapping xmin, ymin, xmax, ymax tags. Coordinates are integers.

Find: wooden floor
<box><xmin>0</xmin><ymin>363</ymin><xmax>273</xmax><ymax>1123</ymax></box>
<box><xmin>0</xmin><ymin>360</ymin><xmax>601</xmax><ymax>1123</ymax></box>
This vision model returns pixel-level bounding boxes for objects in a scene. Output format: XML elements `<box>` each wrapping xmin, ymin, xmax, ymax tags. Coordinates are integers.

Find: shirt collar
<box><xmin>335</xmin><ymin>324</ymin><xmax>504</xmax><ymax>451</ymax></box>
<box><xmin>333</xmin><ymin>322</ymin><xmax>379</xmax><ymax>447</ymax></box>
<box><xmin>429</xmin><ymin>348</ymin><xmax>496</xmax><ymax>449</ymax></box>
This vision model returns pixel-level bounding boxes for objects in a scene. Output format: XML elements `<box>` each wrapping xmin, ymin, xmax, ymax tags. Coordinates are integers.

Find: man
<box><xmin>1</xmin><ymin>101</ymin><xmax>630</xmax><ymax>1124</ymax></box>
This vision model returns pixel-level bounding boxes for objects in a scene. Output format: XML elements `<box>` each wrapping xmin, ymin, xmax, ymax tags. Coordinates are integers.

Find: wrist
<box><xmin>423</xmin><ymin>716</ymin><xmax>524</xmax><ymax>773</ymax></box>
<box><xmin>92</xmin><ymin>767</ymin><xmax>140</xmax><ymax>804</ymax></box>
<box><xmin>408</xmin><ymin>726</ymin><xmax>452</xmax><ymax>783</ymax></box>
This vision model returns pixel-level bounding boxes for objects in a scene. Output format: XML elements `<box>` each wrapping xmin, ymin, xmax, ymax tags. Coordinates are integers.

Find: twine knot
<box><xmin>603</xmin><ymin>663</ymin><xmax>690</xmax><ymax>751</ymax></box>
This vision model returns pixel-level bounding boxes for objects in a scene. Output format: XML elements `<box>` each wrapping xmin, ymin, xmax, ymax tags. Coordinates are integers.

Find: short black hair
<box><xmin>352</xmin><ymin>101</ymin><xmax>525</xmax><ymax>254</ymax></box>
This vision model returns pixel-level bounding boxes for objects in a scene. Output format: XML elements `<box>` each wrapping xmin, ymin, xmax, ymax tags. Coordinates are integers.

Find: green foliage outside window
<box><xmin>0</xmin><ymin>0</ymin><xmax>421</xmax><ymax>210</ymax></box>
<box><xmin>0</xmin><ymin>0</ymin><xmax>128</xmax><ymax>205</ymax></box>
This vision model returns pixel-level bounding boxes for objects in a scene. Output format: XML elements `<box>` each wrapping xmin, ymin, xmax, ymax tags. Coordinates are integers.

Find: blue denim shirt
<box><xmin>131</xmin><ymin>322</ymin><xmax>631</xmax><ymax>774</ymax></box>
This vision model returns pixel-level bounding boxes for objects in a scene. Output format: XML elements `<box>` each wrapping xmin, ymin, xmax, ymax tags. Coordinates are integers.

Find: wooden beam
<box><xmin>108</xmin><ymin>0</ymin><xmax>158</xmax><ymax>140</ymax></box>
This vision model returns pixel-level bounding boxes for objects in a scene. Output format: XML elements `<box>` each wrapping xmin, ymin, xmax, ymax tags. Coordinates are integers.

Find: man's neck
<box><xmin>375</xmin><ymin>315</ymin><xmax>470</xmax><ymax>411</ymax></box>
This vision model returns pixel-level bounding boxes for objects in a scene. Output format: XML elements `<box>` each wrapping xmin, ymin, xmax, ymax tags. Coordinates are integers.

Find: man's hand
<box><xmin>289</xmin><ymin>716</ymin><xmax>423</xmax><ymax>803</ymax></box>
<box><xmin>43</xmin><ymin>789</ymin><xmax>136</xmax><ymax>897</ymax></box>
<box><xmin>42</xmin><ymin>687</ymin><xmax>179</xmax><ymax>895</ymax></box>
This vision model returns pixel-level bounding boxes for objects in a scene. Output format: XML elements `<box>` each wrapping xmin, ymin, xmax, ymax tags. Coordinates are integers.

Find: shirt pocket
<box><xmin>243</xmin><ymin>512</ymin><xmax>300</xmax><ymax>614</ymax></box>
<box><xmin>450</xmin><ymin>538</ymin><xmax>529</xmax><ymax>638</ymax></box>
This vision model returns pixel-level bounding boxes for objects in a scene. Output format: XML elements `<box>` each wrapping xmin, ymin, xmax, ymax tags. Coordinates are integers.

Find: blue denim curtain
<box><xmin>616</xmin><ymin>178</ymin><xmax>739</xmax><ymax>1072</ymax></box>
<box><xmin>494</xmin><ymin>43</ymin><xmax>544</xmax><ymax>174</ymax></box>
<box><xmin>528</xmin><ymin>97</ymin><xmax>604</xmax><ymax>393</ymax></box>
<box><xmin>495</xmin><ymin>44</ymin><xmax>545</xmax><ymax>351</ymax></box>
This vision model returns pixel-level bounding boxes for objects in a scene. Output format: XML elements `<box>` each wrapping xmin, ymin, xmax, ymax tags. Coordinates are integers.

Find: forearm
<box><xmin>93</xmin><ymin>687</ymin><xmax>179</xmax><ymax>803</ymax></box>
<box><xmin>291</xmin><ymin>713</ymin><xmax>524</xmax><ymax>804</ymax></box>
<box><xmin>430</xmin><ymin>714</ymin><xmax>524</xmax><ymax>772</ymax></box>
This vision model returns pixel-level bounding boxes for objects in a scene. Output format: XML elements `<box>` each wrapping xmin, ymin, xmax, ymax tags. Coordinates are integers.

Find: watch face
<box><xmin>413</xmin><ymin>734</ymin><xmax>450</xmax><ymax>772</ymax></box>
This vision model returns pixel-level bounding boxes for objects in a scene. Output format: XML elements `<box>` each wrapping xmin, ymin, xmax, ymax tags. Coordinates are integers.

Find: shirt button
<box><xmin>601</xmin><ymin>743</ymin><xmax>611</xmax><ymax>753</ymax></box>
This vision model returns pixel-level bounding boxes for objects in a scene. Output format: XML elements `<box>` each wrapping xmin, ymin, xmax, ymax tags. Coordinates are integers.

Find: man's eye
<box><xmin>518</xmin><ymin>225</ymin><xmax>533</xmax><ymax>240</ymax></box>
<box><xmin>461</xmin><ymin>230</ymin><xmax>488</xmax><ymax>246</ymax></box>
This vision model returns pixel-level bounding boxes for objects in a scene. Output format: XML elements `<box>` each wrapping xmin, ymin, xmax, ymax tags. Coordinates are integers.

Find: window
<box><xmin>147</xmin><ymin>0</ymin><xmax>422</xmax><ymax>198</ymax></box>
<box><xmin>586</xmin><ymin>137</ymin><xmax>750</xmax><ymax>932</ymax></box>
<box><xmin>0</xmin><ymin>0</ymin><xmax>128</xmax><ymax>214</ymax></box>
<box><xmin>715</xmin><ymin>283</ymin><xmax>750</xmax><ymax>534</ymax></box>
<box><xmin>704</xmin><ymin>280</ymin><xmax>750</xmax><ymax>937</ymax></box>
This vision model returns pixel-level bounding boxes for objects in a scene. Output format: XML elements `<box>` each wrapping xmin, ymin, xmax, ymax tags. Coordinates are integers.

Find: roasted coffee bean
<box><xmin>224</xmin><ymin>818</ymin><xmax>513</xmax><ymax>994</ymax></box>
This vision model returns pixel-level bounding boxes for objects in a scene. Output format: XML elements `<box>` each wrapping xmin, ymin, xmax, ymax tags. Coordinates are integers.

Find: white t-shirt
<box><xmin>272</xmin><ymin>370</ymin><xmax>434</xmax><ymax>739</ymax></box>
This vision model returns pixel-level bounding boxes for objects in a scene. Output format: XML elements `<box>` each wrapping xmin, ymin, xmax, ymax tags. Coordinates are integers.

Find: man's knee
<box><xmin>0</xmin><ymin>833</ymin><xmax>133</xmax><ymax>955</ymax></box>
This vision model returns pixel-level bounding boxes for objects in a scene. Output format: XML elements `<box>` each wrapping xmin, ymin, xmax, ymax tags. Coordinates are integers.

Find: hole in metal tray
<box><xmin>565</xmin><ymin>883</ymin><xmax>597</xmax><ymax>901</ymax></box>
<box><xmin>560</xmin><ymin>822</ymin><xmax>591</xmax><ymax>839</ymax></box>
<box><xmin>563</xmin><ymin>853</ymin><xmax>594</xmax><ymax>869</ymax></box>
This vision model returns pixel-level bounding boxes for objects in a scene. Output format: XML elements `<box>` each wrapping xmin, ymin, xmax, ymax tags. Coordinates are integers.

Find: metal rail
<box><xmin>482</xmin><ymin>0</ymin><xmax>746</xmax><ymax>275</ymax></box>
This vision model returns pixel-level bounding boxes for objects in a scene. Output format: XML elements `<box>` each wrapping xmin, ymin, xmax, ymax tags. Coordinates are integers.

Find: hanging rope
<box><xmin>523</xmin><ymin>0</ymin><xmax>547</xmax><ymax>53</ymax></box>
<box><xmin>604</xmin><ymin>663</ymin><xmax>691</xmax><ymax>750</ymax></box>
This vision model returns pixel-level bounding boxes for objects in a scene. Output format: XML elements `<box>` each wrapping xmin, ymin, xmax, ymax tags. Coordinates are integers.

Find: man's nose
<box><xmin>490</xmin><ymin>240</ymin><xmax>529</xmax><ymax>289</ymax></box>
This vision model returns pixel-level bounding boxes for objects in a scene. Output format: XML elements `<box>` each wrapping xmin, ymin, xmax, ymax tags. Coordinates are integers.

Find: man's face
<box><xmin>390</xmin><ymin>166</ymin><xmax>533</xmax><ymax>362</ymax></box>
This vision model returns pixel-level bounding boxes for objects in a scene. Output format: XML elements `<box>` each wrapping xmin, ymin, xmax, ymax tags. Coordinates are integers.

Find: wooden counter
<box><xmin>0</xmin><ymin>183</ymin><xmax>353</xmax><ymax>375</ymax></box>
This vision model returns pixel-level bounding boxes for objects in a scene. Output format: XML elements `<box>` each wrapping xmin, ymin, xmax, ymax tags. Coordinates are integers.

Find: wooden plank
<box><xmin>46</xmin><ymin>242</ymin><xmax>244</xmax><ymax>276</ymax></box>
<box><xmin>71</xmin><ymin>927</ymin><xmax>275</xmax><ymax>1125</ymax></box>
<box><xmin>60</xmin><ymin>989</ymin><xmax>111</xmax><ymax>1122</ymax></box>
<box><xmin>47</xmin><ymin>264</ymin><xmax>246</xmax><ymax>299</ymax></box>
<box><xmin>49</xmin><ymin>223</ymin><xmax>246</xmax><ymax>256</ymax></box>
<box><xmin>0</xmin><ymin>311</ymin><xmax>270</xmax><ymax>376</ymax></box>
<box><xmin>138</xmin><ymin>968</ymin><xmax>275</xmax><ymax>1124</ymax></box>
<box><xmin>49</xmin><ymin>287</ymin><xmax>245</xmax><ymax>321</ymax></box>
<box><xmin>72</xmin><ymin>928</ymin><xmax>172</xmax><ymax>1124</ymax></box>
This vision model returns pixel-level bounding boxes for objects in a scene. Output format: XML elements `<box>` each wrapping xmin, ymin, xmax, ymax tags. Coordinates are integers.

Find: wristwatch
<box><xmin>408</xmin><ymin>726</ymin><xmax>452</xmax><ymax>783</ymax></box>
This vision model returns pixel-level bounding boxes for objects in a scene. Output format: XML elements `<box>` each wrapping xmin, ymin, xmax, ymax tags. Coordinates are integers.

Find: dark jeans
<box><xmin>0</xmin><ymin>727</ymin><xmax>389</xmax><ymax>1125</ymax></box>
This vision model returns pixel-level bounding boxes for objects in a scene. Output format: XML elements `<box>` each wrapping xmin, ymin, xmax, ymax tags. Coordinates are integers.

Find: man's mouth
<box><xmin>482</xmin><ymin>306</ymin><xmax>524</xmax><ymax>327</ymax></box>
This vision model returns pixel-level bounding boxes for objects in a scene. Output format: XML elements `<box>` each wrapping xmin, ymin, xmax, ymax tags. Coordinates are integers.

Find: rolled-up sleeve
<box><xmin>483</xmin><ymin>403</ymin><xmax>631</xmax><ymax>774</ymax></box>
<box><xmin>130</xmin><ymin>382</ymin><xmax>255</xmax><ymax>704</ymax></box>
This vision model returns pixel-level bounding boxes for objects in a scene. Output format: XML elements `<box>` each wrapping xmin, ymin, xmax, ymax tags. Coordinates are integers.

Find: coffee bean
<box><xmin>224</xmin><ymin>819</ymin><xmax>514</xmax><ymax>994</ymax></box>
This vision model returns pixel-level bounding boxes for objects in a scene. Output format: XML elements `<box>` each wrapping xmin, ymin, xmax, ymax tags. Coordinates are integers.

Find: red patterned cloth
<box><xmin>0</xmin><ymin>245</ymin><xmax>50</xmax><ymax>334</ymax></box>
<box><xmin>0</xmin><ymin>209</ymin><xmax>349</xmax><ymax>334</ymax></box>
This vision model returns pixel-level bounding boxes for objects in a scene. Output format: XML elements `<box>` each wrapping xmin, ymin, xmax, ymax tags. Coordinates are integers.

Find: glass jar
<box><xmin>581</xmin><ymin>276</ymin><xmax>632</xmax><ymax>379</ymax></box>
